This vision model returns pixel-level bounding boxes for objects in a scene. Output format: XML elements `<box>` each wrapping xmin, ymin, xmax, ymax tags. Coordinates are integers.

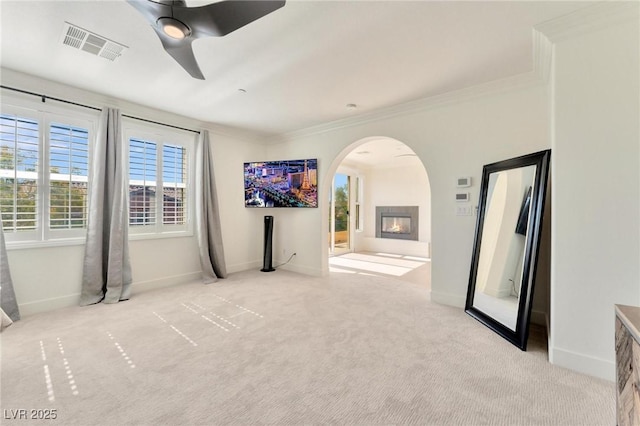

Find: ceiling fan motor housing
<box><xmin>156</xmin><ymin>17</ymin><xmax>191</xmax><ymax>39</ymax></box>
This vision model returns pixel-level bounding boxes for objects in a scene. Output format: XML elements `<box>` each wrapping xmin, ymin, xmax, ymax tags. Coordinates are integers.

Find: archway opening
<box><xmin>322</xmin><ymin>137</ymin><xmax>432</xmax><ymax>289</ymax></box>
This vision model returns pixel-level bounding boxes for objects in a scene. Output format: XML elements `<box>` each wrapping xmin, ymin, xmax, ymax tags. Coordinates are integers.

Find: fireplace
<box><xmin>381</xmin><ymin>216</ymin><xmax>411</xmax><ymax>235</ymax></box>
<box><xmin>376</xmin><ymin>206</ymin><xmax>419</xmax><ymax>241</ymax></box>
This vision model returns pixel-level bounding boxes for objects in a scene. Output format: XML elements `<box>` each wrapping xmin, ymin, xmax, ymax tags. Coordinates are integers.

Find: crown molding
<box><xmin>535</xmin><ymin>0</ymin><xmax>640</xmax><ymax>43</ymax></box>
<box><xmin>532</xmin><ymin>28</ymin><xmax>553</xmax><ymax>84</ymax></box>
<box><xmin>0</xmin><ymin>67</ymin><xmax>265</xmax><ymax>144</ymax></box>
<box><xmin>268</xmin><ymin>70</ymin><xmax>544</xmax><ymax>144</ymax></box>
<box><xmin>266</xmin><ymin>1</ymin><xmax>638</xmax><ymax>144</ymax></box>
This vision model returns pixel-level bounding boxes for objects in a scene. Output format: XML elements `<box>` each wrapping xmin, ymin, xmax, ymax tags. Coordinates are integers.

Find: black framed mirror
<box><xmin>465</xmin><ymin>150</ymin><xmax>551</xmax><ymax>350</ymax></box>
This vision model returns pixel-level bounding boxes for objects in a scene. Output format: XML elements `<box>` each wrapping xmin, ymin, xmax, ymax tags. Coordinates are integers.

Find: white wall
<box><xmin>5</xmin><ymin>3</ymin><xmax>638</xmax><ymax>382</ymax></box>
<box><xmin>1</xmin><ymin>69</ymin><xmax>265</xmax><ymax>315</ymax></box>
<box><xmin>548</xmin><ymin>11</ymin><xmax>640</xmax><ymax>380</ymax></box>
<box><xmin>210</xmin><ymin>133</ymin><xmax>267</xmax><ymax>273</ymax></box>
<box><xmin>356</xmin><ymin>160</ymin><xmax>431</xmax><ymax>257</ymax></box>
<box><xmin>263</xmin><ymin>5</ymin><xmax>640</xmax><ymax>381</ymax></box>
<box><xmin>267</xmin><ymin>81</ymin><xmax>550</xmax><ymax>310</ymax></box>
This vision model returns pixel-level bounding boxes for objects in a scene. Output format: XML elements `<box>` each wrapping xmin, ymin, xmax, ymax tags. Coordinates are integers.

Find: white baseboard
<box><xmin>227</xmin><ymin>259</ymin><xmax>322</xmax><ymax>277</ymax></box>
<box><xmin>549</xmin><ymin>346</ymin><xmax>615</xmax><ymax>382</ymax></box>
<box><xmin>278</xmin><ymin>261</ymin><xmax>323</xmax><ymax>276</ymax></box>
<box><xmin>430</xmin><ymin>290</ymin><xmax>466</xmax><ymax>308</ymax></box>
<box><xmin>19</xmin><ymin>293</ymin><xmax>80</xmax><ymax>317</ymax></box>
<box><xmin>18</xmin><ymin>271</ymin><xmax>203</xmax><ymax>317</ymax></box>
<box><xmin>226</xmin><ymin>260</ymin><xmax>262</xmax><ymax>274</ymax></box>
<box><xmin>131</xmin><ymin>271</ymin><xmax>202</xmax><ymax>293</ymax></box>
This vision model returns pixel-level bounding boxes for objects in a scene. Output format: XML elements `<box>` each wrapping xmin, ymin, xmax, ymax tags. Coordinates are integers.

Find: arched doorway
<box><xmin>322</xmin><ymin>137</ymin><xmax>432</xmax><ymax>288</ymax></box>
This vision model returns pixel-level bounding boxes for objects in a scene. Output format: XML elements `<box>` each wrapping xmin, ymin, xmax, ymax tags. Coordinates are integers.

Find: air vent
<box><xmin>61</xmin><ymin>22</ymin><xmax>127</xmax><ymax>61</ymax></box>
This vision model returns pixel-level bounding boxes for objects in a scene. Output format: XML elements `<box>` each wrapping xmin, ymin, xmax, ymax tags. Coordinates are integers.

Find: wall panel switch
<box><xmin>456</xmin><ymin>205</ymin><xmax>473</xmax><ymax>216</ymax></box>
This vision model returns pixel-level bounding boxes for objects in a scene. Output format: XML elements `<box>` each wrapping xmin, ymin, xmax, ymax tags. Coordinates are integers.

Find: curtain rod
<box><xmin>0</xmin><ymin>85</ymin><xmax>200</xmax><ymax>134</ymax></box>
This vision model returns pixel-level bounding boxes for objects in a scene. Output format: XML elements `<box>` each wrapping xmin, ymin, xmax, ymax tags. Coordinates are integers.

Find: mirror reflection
<box><xmin>472</xmin><ymin>165</ymin><xmax>536</xmax><ymax>331</ymax></box>
<box><xmin>465</xmin><ymin>150</ymin><xmax>550</xmax><ymax>350</ymax></box>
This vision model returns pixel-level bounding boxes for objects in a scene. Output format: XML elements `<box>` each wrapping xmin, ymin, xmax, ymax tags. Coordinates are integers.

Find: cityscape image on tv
<box><xmin>244</xmin><ymin>159</ymin><xmax>318</xmax><ymax>208</ymax></box>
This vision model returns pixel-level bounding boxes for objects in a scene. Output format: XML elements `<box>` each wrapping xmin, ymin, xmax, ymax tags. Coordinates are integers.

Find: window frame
<box><xmin>1</xmin><ymin>98</ymin><xmax>97</xmax><ymax>248</ymax></box>
<box><xmin>355</xmin><ymin>175</ymin><xmax>363</xmax><ymax>232</ymax></box>
<box><xmin>123</xmin><ymin>119</ymin><xmax>196</xmax><ymax>239</ymax></box>
<box><xmin>1</xmin><ymin>96</ymin><xmax>197</xmax><ymax>247</ymax></box>
<box><xmin>44</xmin><ymin>112</ymin><xmax>92</xmax><ymax>241</ymax></box>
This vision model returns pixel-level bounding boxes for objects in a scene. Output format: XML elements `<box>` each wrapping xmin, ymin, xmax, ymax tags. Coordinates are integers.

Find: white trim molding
<box><xmin>268</xmin><ymin>1</ymin><xmax>639</xmax><ymax>144</ymax></box>
<box><xmin>271</xmin><ymin>69</ymin><xmax>545</xmax><ymax>143</ymax></box>
<box><xmin>18</xmin><ymin>293</ymin><xmax>81</xmax><ymax>317</ymax></box>
<box><xmin>0</xmin><ymin>67</ymin><xmax>266</xmax><ymax>143</ymax></box>
<box><xmin>550</xmin><ymin>346</ymin><xmax>615</xmax><ymax>382</ymax></box>
<box><xmin>431</xmin><ymin>290</ymin><xmax>466</xmax><ymax>308</ymax></box>
<box><xmin>535</xmin><ymin>0</ymin><xmax>640</xmax><ymax>43</ymax></box>
<box><xmin>130</xmin><ymin>271</ymin><xmax>203</xmax><ymax>294</ymax></box>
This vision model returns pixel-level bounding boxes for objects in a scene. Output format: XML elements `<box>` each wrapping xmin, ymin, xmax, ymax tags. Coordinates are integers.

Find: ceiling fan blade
<box><xmin>126</xmin><ymin>0</ymin><xmax>285</xmax><ymax>79</ymax></box>
<box><xmin>126</xmin><ymin>0</ymin><xmax>172</xmax><ymax>26</ymax></box>
<box><xmin>155</xmin><ymin>30</ymin><xmax>205</xmax><ymax>80</ymax></box>
<box><xmin>176</xmin><ymin>0</ymin><xmax>286</xmax><ymax>38</ymax></box>
<box><xmin>127</xmin><ymin>0</ymin><xmax>204</xmax><ymax>79</ymax></box>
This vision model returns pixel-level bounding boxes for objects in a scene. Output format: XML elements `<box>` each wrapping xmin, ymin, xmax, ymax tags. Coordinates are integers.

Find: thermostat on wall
<box><xmin>456</xmin><ymin>176</ymin><xmax>471</xmax><ymax>187</ymax></box>
<box><xmin>456</xmin><ymin>192</ymin><xmax>470</xmax><ymax>202</ymax></box>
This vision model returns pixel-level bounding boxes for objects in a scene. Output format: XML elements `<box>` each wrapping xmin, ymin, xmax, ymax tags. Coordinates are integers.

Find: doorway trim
<box><xmin>329</xmin><ymin>173</ymin><xmax>352</xmax><ymax>256</ymax></box>
<box><xmin>320</xmin><ymin>136</ymin><xmax>431</xmax><ymax>275</ymax></box>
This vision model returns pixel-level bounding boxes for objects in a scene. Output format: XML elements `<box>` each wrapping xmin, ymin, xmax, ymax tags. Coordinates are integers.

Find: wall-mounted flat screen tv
<box><xmin>244</xmin><ymin>159</ymin><xmax>318</xmax><ymax>208</ymax></box>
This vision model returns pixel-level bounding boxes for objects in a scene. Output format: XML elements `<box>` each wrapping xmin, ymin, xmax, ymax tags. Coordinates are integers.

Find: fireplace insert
<box><xmin>375</xmin><ymin>206</ymin><xmax>419</xmax><ymax>241</ymax></box>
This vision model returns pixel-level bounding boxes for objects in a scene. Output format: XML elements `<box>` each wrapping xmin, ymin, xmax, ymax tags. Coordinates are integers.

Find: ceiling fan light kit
<box><xmin>127</xmin><ymin>0</ymin><xmax>286</xmax><ymax>80</ymax></box>
<box><xmin>157</xmin><ymin>17</ymin><xmax>190</xmax><ymax>40</ymax></box>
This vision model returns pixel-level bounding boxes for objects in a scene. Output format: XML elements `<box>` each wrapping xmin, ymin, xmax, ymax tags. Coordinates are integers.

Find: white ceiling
<box><xmin>1</xmin><ymin>0</ymin><xmax>593</xmax><ymax>142</ymax></box>
<box><xmin>341</xmin><ymin>138</ymin><xmax>423</xmax><ymax>169</ymax></box>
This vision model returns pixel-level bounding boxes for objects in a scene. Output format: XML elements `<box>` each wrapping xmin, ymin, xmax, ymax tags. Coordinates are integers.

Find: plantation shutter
<box><xmin>162</xmin><ymin>144</ymin><xmax>187</xmax><ymax>225</ymax></box>
<box><xmin>49</xmin><ymin>123</ymin><xmax>89</xmax><ymax>230</ymax></box>
<box><xmin>0</xmin><ymin>114</ymin><xmax>39</xmax><ymax>233</ymax></box>
<box><xmin>129</xmin><ymin>138</ymin><xmax>157</xmax><ymax>226</ymax></box>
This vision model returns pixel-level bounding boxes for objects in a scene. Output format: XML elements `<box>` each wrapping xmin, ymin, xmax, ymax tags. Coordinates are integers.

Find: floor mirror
<box><xmin>465</xmin><ymin>150</ymin><xmax>550</xmax><ymax>350</ymax></box>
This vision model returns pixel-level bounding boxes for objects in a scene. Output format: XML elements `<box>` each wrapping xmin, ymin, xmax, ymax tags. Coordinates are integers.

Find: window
<box><xmin>129</xmin><ymin>138</ymin><xmax>157</xmax><ymax>226</ymax></box>
<box><xmin>162</xmin><ymin>144</ymin><xmax>187</xmax><ymax>225</ymax></box>
<box><xmin>1</xmin><ymin>99</ymin><xmax>194</xmax><ymax>244</ymax></box>
<box><xmin>49</xmin><ymin>123</ymin><xmax>89</xmax><ymax>230</ymax></box>
<box><xmin>0</xmin><ymin>114</ymin><xmax>39</xmax><ymax>235</ymax></box>
<box><xmin>0</xmin><ymin>103</ymin><xmax>94</xmax><ymax>244</ymax></box>
<box><xmin>126</xmin><ymin>123</ymin><xmax>193</xmax><ymax>236</ymax></box>
<box><xmin>355</xmin><ymin>176</ymin><xmax>363</xmax><ymax>232</ymax></box>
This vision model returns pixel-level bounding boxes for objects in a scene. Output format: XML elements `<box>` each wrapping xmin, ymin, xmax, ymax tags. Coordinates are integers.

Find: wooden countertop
<box><xmin>616</xmin><ymin>304</ymin><xmax>640</xmax><ymax>342</ymax></box>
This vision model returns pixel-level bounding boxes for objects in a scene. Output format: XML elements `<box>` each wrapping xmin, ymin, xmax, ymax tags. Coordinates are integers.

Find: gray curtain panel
<box><xmin>80</xmin><ymin>108</ymin><xmax>132</xmax><ymax>305</ymax></box>
<box><xmin>197</xmin><ymin>130</ymin><xmax>227</xmax><ymax>282</ymax></box>
<box><xmin>0</xmin><ymin>217</ymin><xmax>20</xmax><ymax>322</ymax></box>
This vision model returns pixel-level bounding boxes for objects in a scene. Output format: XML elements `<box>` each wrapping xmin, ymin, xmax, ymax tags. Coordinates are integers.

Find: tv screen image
<box><xmin>244</xmin><ymin>159</ymin><xmax>318</xmax><ymax>208</ymax></box>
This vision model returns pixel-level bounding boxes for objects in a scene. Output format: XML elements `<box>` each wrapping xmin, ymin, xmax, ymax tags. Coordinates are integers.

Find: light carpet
<box><xmin>0</xmin><ymin>268</ymin><xmax>614</xmax><ymax>425</ymax></box>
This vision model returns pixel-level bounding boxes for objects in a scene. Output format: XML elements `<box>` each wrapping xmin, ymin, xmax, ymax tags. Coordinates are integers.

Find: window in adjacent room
<box><xmin>355</xmin><ymin>175</ymin><xmax>363</xmax><ymax>232</ymax></box>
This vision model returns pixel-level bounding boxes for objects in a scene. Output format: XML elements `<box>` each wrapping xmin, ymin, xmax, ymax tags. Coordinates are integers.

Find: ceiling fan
<box><xmin>127</xmin><ymin>0</ymin><xmax>286</xmax><ymax>80</ymax></box>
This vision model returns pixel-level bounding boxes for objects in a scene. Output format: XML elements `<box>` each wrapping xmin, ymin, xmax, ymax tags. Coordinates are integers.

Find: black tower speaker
<box><xmin>261</xmin><ymin>215</ymin><xmax>275</xmax><ymax>272</ymax></box>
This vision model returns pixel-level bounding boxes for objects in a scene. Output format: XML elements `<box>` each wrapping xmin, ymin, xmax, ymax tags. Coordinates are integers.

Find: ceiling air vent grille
<box><xmin>61</xmin><ymin>22</ymin><xmax>127</xmax><ymax>61</ymax></box>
